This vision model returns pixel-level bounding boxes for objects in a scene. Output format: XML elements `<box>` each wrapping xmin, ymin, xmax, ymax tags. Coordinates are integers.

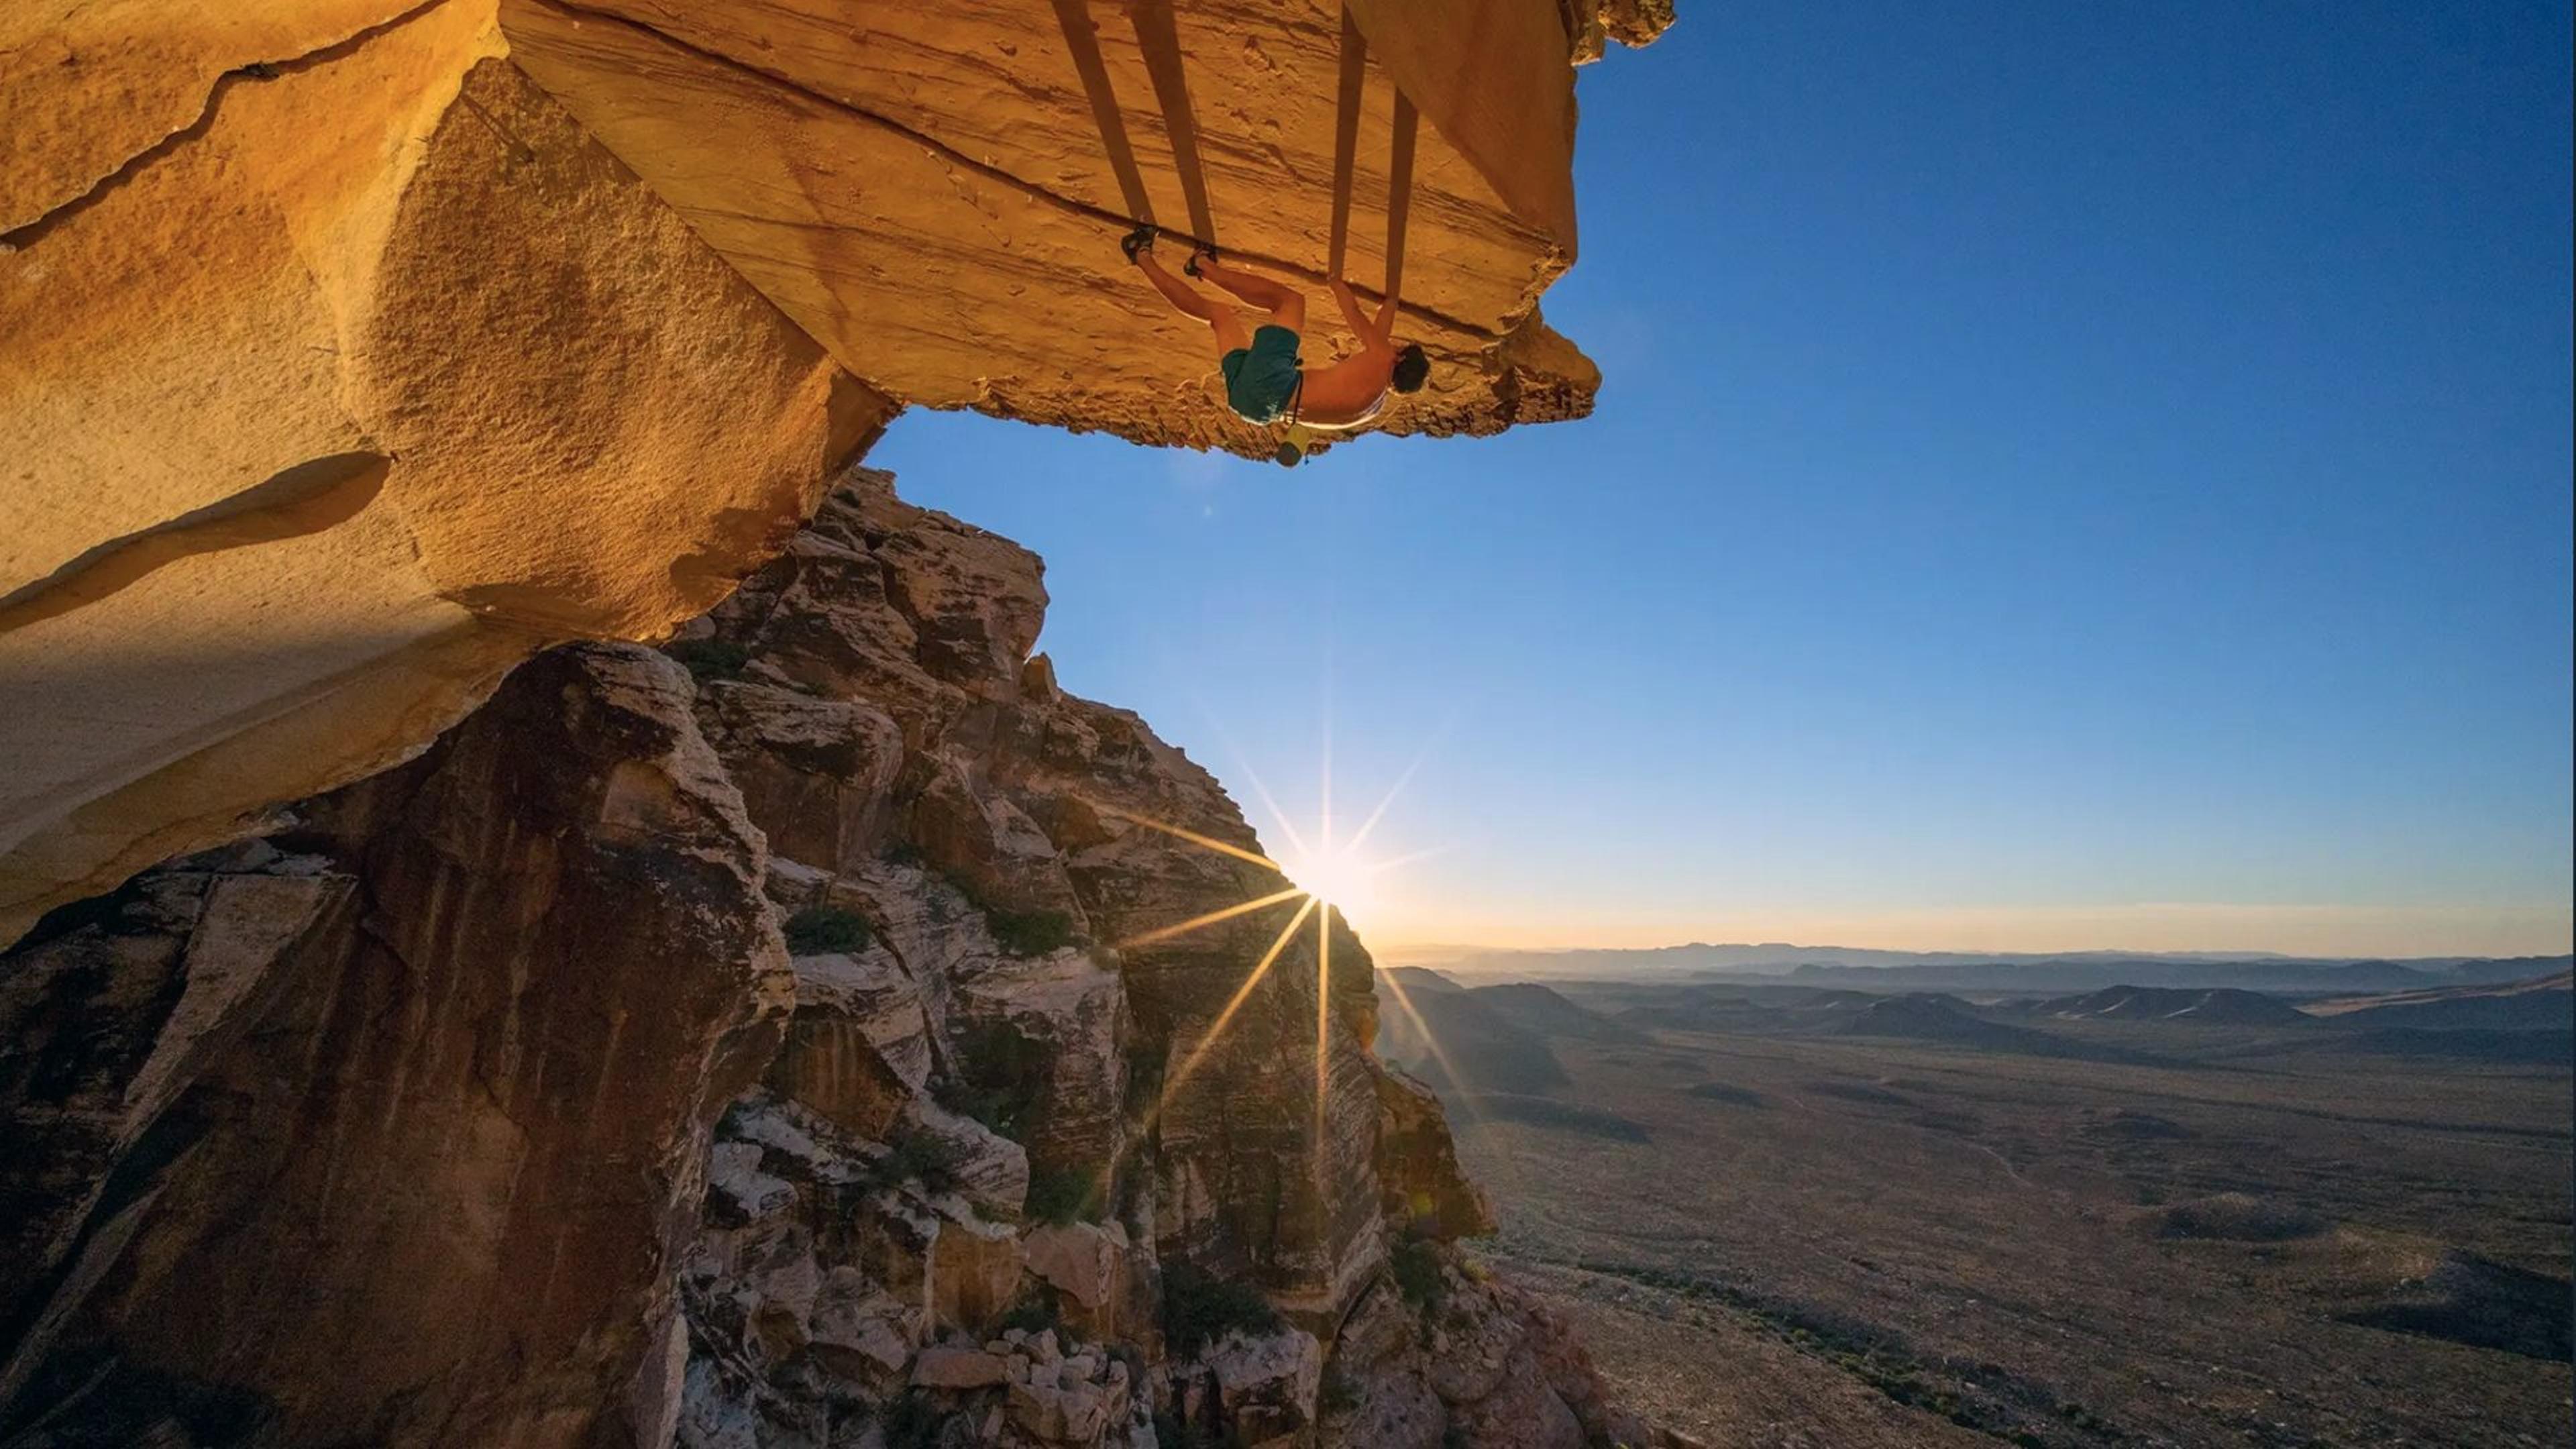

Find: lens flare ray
<box><xmin>1157</xmin><ymin>894</ymin><xmax>1322</xmax><ymax>1108</ymax></box>
<box><xmin>1086</xmin><ymin>798</ymin><xmax>1283</xmax><ymax>871</ymax></box>
<box><xmin>1117</xmin><ymin>886</ymin><xmax>1308</xmax><ymax>949</ymax></box>
<box><xmin>1089</xmin><ymin>747</ymin><xmax>1437</xmax><ymax>1212</ymax></box>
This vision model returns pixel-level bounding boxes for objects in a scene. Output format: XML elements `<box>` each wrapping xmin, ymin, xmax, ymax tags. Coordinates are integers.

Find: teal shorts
<box><xmin>1221</xmin><ymin>325</ymin><xmax>1302</xmax><ymax>423</ymax></box>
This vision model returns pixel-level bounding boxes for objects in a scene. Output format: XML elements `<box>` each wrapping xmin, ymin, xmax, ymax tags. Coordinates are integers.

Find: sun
<box><xmin>1078</xmin><ymin>755</ymin><xmax>1473</xmax><ymax>1203</ymax></box>
<box><xmin>1277</xmin><ymin>841</ymin><xmax>1377</xmax><ymax>926</ymax></box>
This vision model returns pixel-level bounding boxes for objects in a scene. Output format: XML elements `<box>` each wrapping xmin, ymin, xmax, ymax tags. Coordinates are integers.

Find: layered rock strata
<box><xmin>0</xmin><ymin>470</ymin><xmax>1658</xmax><ymax>1448</ymax></box>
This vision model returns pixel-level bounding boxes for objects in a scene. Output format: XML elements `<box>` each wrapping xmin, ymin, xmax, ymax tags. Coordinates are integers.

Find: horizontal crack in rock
<box><xmin>3</xmin><ymin>0</ymin><xmax>460</xmax><ymax>246</ymax></box>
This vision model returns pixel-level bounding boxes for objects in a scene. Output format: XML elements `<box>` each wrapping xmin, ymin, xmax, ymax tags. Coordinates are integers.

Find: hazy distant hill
<box><xmin>1382</xmin><ymin>965</ymin><xmax>1468</xmax><ymax>998</ymax></box>
<box><xmin>1373</xmin><ymin>975</ymin><xmax>1645</xmax><ymax>1095</ymax></box>
<box><xmin>1470</xmin><ymin>983</ymin><xmax>1648</xmax><ymax>1044</ymax></box>
<box><xmin>2301</xmin><ymin>970</ymin><xmax>2573</xmax><ymax>1031</ymax></box>
<box><xmin>1375</xmin><ymin>979</ymin><xmax>1568</xmax><ymax>1096</ymax></box>
<box><xmin>1411</xmin><ymin>944</ymin><xmax>2571</xmax><ymax>995</ymax></box>
<box><xmin>2030</xmin><ymin>985</ymin><xmax>2315</xmax><ymax>1028</ymax></box>
<box><xmin>1834</xmin><ymin>993</ymin><xmax>2167</xmax><ymax>1063</ymax></box>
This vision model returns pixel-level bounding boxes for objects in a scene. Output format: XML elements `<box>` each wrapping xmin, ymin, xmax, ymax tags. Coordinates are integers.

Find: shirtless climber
<box><xmin>1124</xmin><ymin>226</ymin><xmax>1428</xmax><ymax>465</ymax></box>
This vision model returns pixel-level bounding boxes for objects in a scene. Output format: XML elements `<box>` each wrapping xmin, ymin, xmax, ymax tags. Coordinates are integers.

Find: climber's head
<box><xmin>1390</xmin><ymin>343</ymin><xmax>1430</xmax><ymax>393</ymax></box>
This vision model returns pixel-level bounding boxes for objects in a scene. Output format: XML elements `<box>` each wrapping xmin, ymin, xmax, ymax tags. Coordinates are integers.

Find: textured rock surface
<box><xmin>502</xmin><ymin>0</ymin><xmax>1628</xmax><ymax>450</ymax></box>
<box><xmin>0</xmin><ymin>0</ymin><xmax>888</xmax><ymax>945</ymax></box>
<box><xmin>1</xmin><ymin>0</ymin><xmax>1668</xmax><ymax>944</ymax></box>
<box><xmin>655</xmin><ymin>471</ymin><xmax>1650</xmax><ymax>1446</ymax></box>
<box><xmin>0</xmin><ymin>644</ymin><xmax>791</xmax><ymax>1446</ymax></box>
<box><xmin>0</xmin><ymin>470</ymin><xmax>1659</xmax><ymax>1446</ymax></box>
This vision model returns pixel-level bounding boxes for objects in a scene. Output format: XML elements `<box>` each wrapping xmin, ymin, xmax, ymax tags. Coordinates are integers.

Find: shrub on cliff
<box><xmin>986</xmin><ymin>906</ymin><xmax>1075</xmax><ymax>956</ymax></box>
<box><xmin>938</xmin><ymin>1018</ymin><xmax>1049</xmax><ymax>1141</ymax></box>
<box><xmin>665</xmin><ymin>637</ymin><xmax>749</xmax><ymax>682</ymax></box>
<box><xmin>782</xmin><ymin>906</ymin><xmax>871</xmax><ymax>955</ymax></box>
<box><xmin>858</xmin><ymin>1130</ymin><xmax>964</xmax><ymax>1195</ymax></box>
<box><xmin>1026</xmin><ymin>1164</ymin><xmax>1102</xmax><ymax>1225</ymax></box>
<box><xmin>996</xmin><ymin>1284</ymin><xmax>1062</xmax><ymax>1338</ymax></box>
<box><xmin>1161</xmin><ymin>1261</ymin><xmax>1282</xmax><ymax>1357</ymax></box>
<box><xmin>1392</xmin><ymin>1236</ymin><xmax>1446</xmax><ymax>1318</ymax></box>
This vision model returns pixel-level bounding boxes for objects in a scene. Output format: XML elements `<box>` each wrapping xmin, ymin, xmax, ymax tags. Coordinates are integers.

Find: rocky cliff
<box><xmin>0</xmin><ymin>0</ymin><xmax>1671</xmax><ymax>945</ymax></box>
<box><xmin>3</xmin><ymin>3</ymin><xmax>1677</xmax><ymax>1442</ymax></box>
<box><xmin>1</xmin><ymin>471</ymin><xmax>1670</xmax><ymax>1448</ymax></box>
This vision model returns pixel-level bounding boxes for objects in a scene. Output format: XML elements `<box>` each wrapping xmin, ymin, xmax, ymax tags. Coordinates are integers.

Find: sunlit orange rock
<box><xmin>0</xmin><ymin>0</ymin><xmax>1668</xmax><ymax>949</ymax></box>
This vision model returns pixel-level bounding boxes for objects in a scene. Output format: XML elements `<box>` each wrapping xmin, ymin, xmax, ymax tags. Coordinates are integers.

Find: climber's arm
<box><xmin>1330</xmin><ymin>278</ymin><xmax>1373</xmax><ymax>340</ymax></box>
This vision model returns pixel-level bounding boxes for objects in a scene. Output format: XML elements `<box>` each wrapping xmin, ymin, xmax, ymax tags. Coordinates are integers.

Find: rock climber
<box><xmin>1123</xmin><ymin>225</ymin><xmax>1428</xmax><ymax>465</ymax></box>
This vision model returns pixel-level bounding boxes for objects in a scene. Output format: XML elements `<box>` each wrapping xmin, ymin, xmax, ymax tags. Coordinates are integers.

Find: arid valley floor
<box><xmin>1379</xmin><ymin>969</ymin><xmax>2575</xmax><ymax>1448</ymax></box>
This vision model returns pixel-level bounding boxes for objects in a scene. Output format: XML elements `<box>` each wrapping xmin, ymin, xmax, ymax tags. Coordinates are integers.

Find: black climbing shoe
<box><xmin>1184</xmin><ymin>241</ymin><xmax>1220</xmax><ymax>278</ymax></box>
<box><xmin>1121</xmin><ymin>225</ymin><xmax>1157</xmax><ymax>264</ymax></box>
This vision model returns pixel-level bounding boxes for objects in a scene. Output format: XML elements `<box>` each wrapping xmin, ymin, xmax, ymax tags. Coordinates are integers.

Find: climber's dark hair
<box><xmin>1390</xmin><ymin>343</ymin><xmax>1430</xmax><ymax>393</ymax></box>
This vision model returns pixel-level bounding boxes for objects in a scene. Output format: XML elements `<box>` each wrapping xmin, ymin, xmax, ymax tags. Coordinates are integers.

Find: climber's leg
<box><xmin>1194</xmin><ymin>256</ymin><xmax>1307</xmax><ymax>333</ymax></box>
<box><xmin>1136</xmin><ymin>250</ymin><xmax>1252</xmax><ymax>354</ymax></box>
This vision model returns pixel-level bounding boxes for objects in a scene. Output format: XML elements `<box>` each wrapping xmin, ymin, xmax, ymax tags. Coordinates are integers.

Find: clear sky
<box><xmin>874</xmin><ymin>1</ymin><xmax>2573</xmax><ymax>959</ymax></box>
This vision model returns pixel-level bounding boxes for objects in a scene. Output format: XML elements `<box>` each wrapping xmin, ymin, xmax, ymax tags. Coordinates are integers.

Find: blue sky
<box><xmin>876</xmin><ymin>1</ymin><xmax>2573</xmax><ymax>957</ymax></box>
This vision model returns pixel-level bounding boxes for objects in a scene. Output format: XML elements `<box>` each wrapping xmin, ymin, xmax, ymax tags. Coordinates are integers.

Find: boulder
<box><xmin>698</xmin><ymin>682</ymin><xmax>907</xmax><ymax>871</ymax></box>
<box><xmin>808</xmin><ymin>1267</ymin><xmax>924</xmax><ymax>1389</ymax></box>
<box><xmin>1024</xmin><ymin>1222</ymin><xmax>1132</xmax><ymax>1312</ymax></box>
<box><xmin>908</xmin><ymin>1098</ymin><xmax>1032</xmax><ymax>1224</ymax></box>
<box><xmin>1207</xmin><ymin>1326</ymin><xmax>1325</xmax><ymax>1444</ymax></box>
<box><xmin>929</xmin><ymin>1210</ymin><xmax>1030</xmax><ymax>1334</ymax></box>
<box><xmin>792</xmin><ymin>946</ymin><xmax>936</xmax><ymax>1087</ymax></box>
<box><xmin>912</xmin><ymin>1346</ymin><xmax>1011</xmax><ymax>1390</ymax></box>
<box><xmin>769</xmin><ymin>1001</ymin><xmax>920</xmax><ymax>1140</ymax></box>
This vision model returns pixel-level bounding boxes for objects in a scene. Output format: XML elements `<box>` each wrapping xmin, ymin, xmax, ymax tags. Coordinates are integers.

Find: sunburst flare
<box><xmin>1089</xmin><ymin>755</ymin><xmax>1434</xmax><ymax>1193</ymax></box>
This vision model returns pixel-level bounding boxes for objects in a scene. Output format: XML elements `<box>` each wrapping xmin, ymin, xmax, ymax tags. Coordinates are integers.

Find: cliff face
<box><xmin>0</xmin><ymin>472</ymin><xmax>1661</xmax><ymax>1448</ymax></box>
<box><xmin>0</xmin><ymin>2</ymin><xmax>889</xmax><ymax>945</ymax></box>
<box><xmin>0</xmin><ymin>0</ymin><xmax>1670</xmax><ymax>947</ymax></box>
<box><xmin>3</xmin><ymin>3</ymin><xmax>1676</xmax><ymax>1442</ymax></box>
<box><xmin>1</xmin><ymin>644</ymin><xmax>794</xmax><ymax>1445</ymax></box>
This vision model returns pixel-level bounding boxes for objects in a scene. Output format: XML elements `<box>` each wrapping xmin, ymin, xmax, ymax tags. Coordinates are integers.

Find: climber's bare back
<box><xmin>1293</xmin><ymin>335</ymin><xmax>1401</xmax><ymax>427</ymax></box>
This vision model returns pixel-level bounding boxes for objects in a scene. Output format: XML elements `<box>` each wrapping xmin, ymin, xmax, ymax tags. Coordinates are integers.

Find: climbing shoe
<box><xmin>1120</xmin><ymin>225</ymin><xmax>1157</xmax><ymax>263</ymax></box>
<box><xmin>1184</xmin><ymin>241</ymin><xmax>1220</xmax><ymax>278</ymax></box>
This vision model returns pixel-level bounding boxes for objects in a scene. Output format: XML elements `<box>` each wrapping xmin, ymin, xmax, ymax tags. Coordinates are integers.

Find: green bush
<box><xmin>1162</xmin><ymin>1262</ymin><xmax>1281</xmax><ymax>1357</ymax></box>
<box><xmin>666</xmin><ymin>637</ymin><xmax>750</xmax><ymax>682</ymax></box>
<box><xmin>1318</xmin><ymin>1364</ymin><xmax>1360</xmax><ymax>1416</ymax></box>
<box><xmin>987</xmin><ymin>906</ymin><xmax>1076</xmax><ymax>957</ymax></box>
<box><xmin>1026</xmin><ymin>1165</ymin><xmax>1102</xmax><ymax>1226</ymax></box>
<box><xmin>996</xmin><ymin>1285</ymin><xmax>1062</xmax><ymax>1338</ymax></box>
<box><xmin>939</xmin><ymin>1019</ymin><xmax>1049</xmax><ymax>1141</ymax></box>
<box><xmin>877</xmin><ymin>1392</ymin><xmax>945</xmax><ymax>1449</ymax></box>
<box><xmin>782</xmin><ymin>906</ymin><xmax>871</xmax><ymax>955</ymax></box>
<box><xmin>860</xmin><ymin>1130</ymin><xmax>963</xmax><ymax>1195</ymax></box>
<box><xmin>1391</xmin><ymin>1236</ymin><xmax>1446</xmax><ymax>1318</ymax></box>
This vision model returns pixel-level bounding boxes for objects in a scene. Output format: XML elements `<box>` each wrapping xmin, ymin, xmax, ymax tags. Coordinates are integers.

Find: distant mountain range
<box><xmin>1376</xmin><ymin>967</ymin><xmax>2570</xmax><ymax>1083</ymax></box>
<box><xmin>1376</xmin><ymin>970</ymin><xmax>1643</xmax><ymax>1097</ymax></box>
<box><xmin>1403</xmin><ymin>943</ymin><xmax>2572</xmax><ymax>996</ymax></box>
<box><xmin>2024</xmin><ymin>985</ymin><xmax>2315</xmax><ymax>1028</ymax></box>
